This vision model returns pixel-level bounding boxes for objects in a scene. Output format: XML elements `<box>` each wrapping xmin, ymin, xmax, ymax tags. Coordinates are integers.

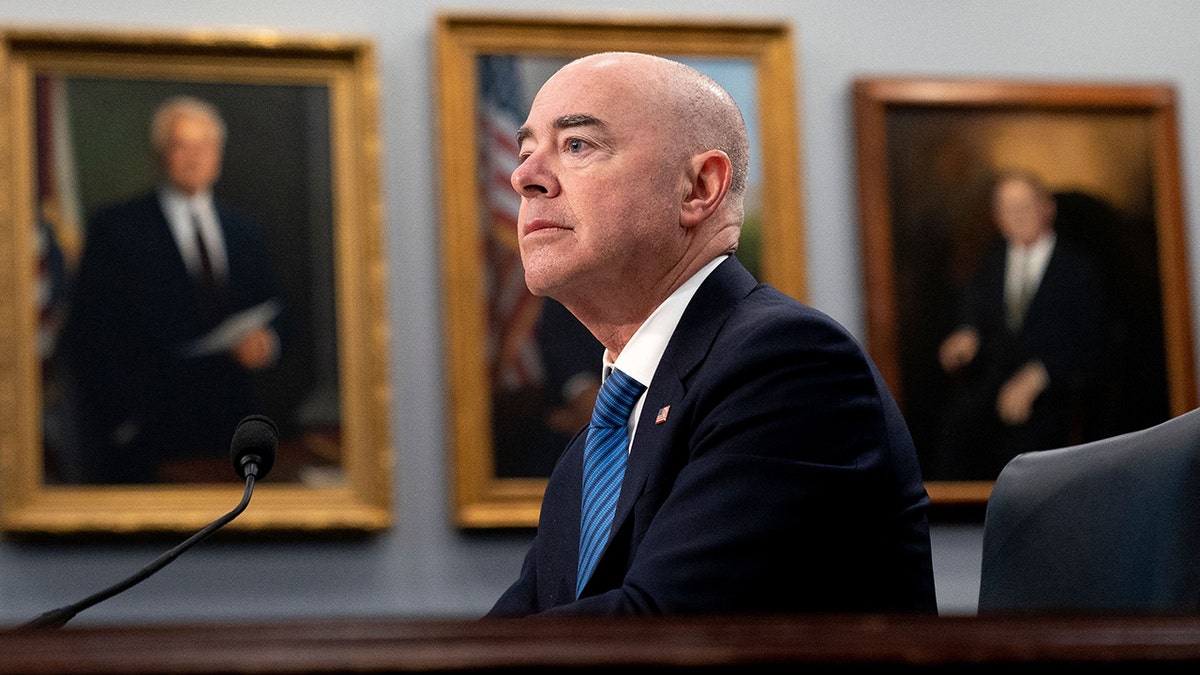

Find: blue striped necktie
<box><xmin>577</xmin><ymin>367</ymin><xmax>645</xmax><ymax>598</ymax></box>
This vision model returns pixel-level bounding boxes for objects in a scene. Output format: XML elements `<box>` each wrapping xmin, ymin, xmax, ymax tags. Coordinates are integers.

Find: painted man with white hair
<box><xmin>61</xmin><ymin>95</ymin><xmax>282</xmax><ymax>484</ymax></box>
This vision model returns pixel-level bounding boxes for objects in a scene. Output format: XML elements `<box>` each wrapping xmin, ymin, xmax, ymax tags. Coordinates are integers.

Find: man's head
<box><xmin>511</xmin><ymin>52</ymin><xmax>748</xmax><ymax>333</ymax></box>
<box><xmin>992</xmin><ymin>168</ymin><xmax>1056</xmax><ymax>247</ymax></box>
<box><xmin>151</xmin><ymin>96</ymin><xmax>226</xmax><ymax>196</ymax></box>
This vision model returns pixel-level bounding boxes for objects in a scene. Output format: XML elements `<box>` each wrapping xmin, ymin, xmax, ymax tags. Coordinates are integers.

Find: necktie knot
<box><xmin>591</xmin><ymin>368</ymin><xmax>645</xmax><ymax>430</ymax></box>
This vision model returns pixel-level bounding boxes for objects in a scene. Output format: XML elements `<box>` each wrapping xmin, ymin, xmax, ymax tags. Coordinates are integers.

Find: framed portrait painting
<box><xmin>435</xmin><ymin>13</ymin><xmax>804</xmax><ymax>527</ymax></box>
<box><xmin>854</xmin><ymin>77</ymin><xmax>1195</xmax><ymax>505</ymax></box>
<box><xmin>0</xmin><ymin>28</ymin><xmax>392</xmax><ymax>534</ymax></box>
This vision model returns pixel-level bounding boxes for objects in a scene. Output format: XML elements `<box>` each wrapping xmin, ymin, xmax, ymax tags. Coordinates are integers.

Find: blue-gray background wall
<box><xmin>1</xmin><ymin>0</ymin><xmax>1195</xmax><ymax>623</ymax></box>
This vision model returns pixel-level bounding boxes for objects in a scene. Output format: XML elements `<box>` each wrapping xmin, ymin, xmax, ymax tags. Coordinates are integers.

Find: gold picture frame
<box><xmin>853</xmin><ymin>77</ymin><xmax>1195</xmax><ymax>505</ymax></box>
<box><xmin>435</xmin><ymin>13</ymin><xmax>804</xmax><ymax>528</ymax></box>
<box><xmin>0</xmin><ymin>27</ymin><xmax>392</xmax><ymax>534</ymax></box>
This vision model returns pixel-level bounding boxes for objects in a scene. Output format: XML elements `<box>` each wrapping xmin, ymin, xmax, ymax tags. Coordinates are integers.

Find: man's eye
<box><xmin>566</xmin><ymin>138</ymin><xmax>586</xmax><ymax>153</ymax></box>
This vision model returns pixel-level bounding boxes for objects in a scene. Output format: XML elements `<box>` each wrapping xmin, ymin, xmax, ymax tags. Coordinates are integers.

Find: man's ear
<box><xmin>680</xmin><ymin>150</ymin><xmax>732</xmax><ymax>228</ymax></box>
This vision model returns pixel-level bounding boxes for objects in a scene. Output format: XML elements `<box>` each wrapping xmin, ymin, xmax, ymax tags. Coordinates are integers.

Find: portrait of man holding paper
<box><xmin>56</xmin><ymin>96</ymin><xmax>282</xmax><ymax>484</ymax></box>
<box><xmin>38</xmin><ymin>77</ymin><xmax>340</xmax><ymax>485</ymax></box>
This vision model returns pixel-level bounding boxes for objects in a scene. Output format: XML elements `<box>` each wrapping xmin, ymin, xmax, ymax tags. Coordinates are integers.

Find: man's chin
<box><xmin>521</xmin><ymin>258</ymin><xmax>568</xmax><ymax>296</ymax></box>
<box><xmin>521</xmin><ymin>273</ymin><xmax>554</xmax><ymax>298</ymax></box>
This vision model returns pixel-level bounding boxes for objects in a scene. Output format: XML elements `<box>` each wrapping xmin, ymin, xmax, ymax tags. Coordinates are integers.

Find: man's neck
<box><xmin>584</xmin><ymin>254</ymin><xmax>729</xmax><ymax>361</ymax></box>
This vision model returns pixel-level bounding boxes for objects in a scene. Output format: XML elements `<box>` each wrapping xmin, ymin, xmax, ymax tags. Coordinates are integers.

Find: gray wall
<box><xmin>1</xmin><ymin>0</ymin><xmax>1195</xmax><ymax>623</ymax></box>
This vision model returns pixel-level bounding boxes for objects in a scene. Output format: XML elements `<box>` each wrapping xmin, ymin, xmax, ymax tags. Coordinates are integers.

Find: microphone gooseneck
<box><xmin>15</xmin><ymin>414</ymin><xmax>278</xmax><ymax>631</ymax></box>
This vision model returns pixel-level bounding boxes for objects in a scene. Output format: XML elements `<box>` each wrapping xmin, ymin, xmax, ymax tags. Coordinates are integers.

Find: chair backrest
<box><xmin>978</xmin><ymin>407</ymin><xmax>1200</xmax><ymax>613</ymax></box>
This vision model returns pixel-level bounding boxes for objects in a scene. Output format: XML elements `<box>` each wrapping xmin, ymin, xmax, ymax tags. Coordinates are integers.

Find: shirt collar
<box><xmin>159</xmin><ymin>184</ymin><xmax>215</xmax><ymax>218</ymax></box>
<box><xmin>1008</xmin><ymin>231</ymin><xmax>1056</xmax><ymax>262</ymax></box>
<box><xmin>604</xmin><ymin>254</ymin><xmax>729</xmax><ymax>387</ymax></box>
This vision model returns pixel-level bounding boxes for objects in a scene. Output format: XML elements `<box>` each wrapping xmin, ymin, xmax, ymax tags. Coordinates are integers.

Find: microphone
<box><xmin>231</xmin><ymin>413</ymin><xmax>277</xmax><ymax>480</ymax></box>
<box><xmin>15</xmin><ymin>415</ymin><xmax>278</xmax><ymax>631</ymax></box>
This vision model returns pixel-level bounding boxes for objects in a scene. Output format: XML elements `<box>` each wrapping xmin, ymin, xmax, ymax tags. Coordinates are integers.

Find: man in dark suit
<box><xmin>488</xmin><ymin>52</ymin><xmax>935</xmax><ymax>616</ymax></box>
<box><xmin>937</xmin><ymin>168</ymin><xmax>1107</xmax><ymax>479</ymax></box>
<box><xmin>60</xmin><ymin>96</ymin><xmax>282</xmax><ymax>484</ymax></box>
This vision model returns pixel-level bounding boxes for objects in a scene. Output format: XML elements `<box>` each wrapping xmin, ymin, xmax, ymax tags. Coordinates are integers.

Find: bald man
<box><xmin>489</xmin><ymin>52</ymin><xmax>935</xmax><ymax>616</ymax></box>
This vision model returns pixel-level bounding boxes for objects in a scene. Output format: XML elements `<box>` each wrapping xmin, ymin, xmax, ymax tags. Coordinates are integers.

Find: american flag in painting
<box><xmin>33</xmin><ymin>75</ymin><xmax>80</xmax><ymax>362</ymax></box>
<box><xmin>34</xmin><ymin>74</ymin><xmax>82</xmax><ymax>480</ymax></box>
<box><xmin>477</xmin><ymin>55</ymin><xmax>544</xmax><ymax>392</ymax></box>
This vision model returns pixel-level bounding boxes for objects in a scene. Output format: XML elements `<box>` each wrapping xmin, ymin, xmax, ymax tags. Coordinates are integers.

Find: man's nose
<box><xmin>511</xmin><ymin>150</ymin><xmax>557</xmax><ymax>198</ymax></box>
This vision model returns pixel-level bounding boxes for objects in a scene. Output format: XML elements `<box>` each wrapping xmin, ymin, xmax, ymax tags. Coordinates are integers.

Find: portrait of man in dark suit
<box><xmin>58</xmin><ymin>96</ymin><xmax>284</xmax><ymax>484</ymax></box>
<box><xmin>935</xmin><ymin>168</ymin><xmax>1108</xmax><ymax>479</ymax></box>
<box><xmin>876</xmin><ymin>97</ymin><xmax>1181</xmax><ymax>488</ymax></box>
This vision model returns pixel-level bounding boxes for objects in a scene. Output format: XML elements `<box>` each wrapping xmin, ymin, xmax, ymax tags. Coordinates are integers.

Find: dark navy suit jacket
<box><xmin>60</xmin><ymin>190</ymin><xmax>280</xmax><ymax>483</ymax></box>
<box><xmin>960</xmin><ymin>237</ymin><xmax>1106</xmax><ymax>400</ymax></box>
<box><xmin>489</xmin><ymin>257</ymin><xmax>936</xmax><ymax>616</ymax></box>
<box><xmin>942</xmin><ymin>237</ymin><xmax>1107</xmax><ymax>477</ymax></box>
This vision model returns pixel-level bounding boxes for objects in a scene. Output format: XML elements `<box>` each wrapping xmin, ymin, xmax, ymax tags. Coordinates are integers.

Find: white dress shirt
<box><xmin>1005</xmin><ymin>232</ymin><xmax>1055</xmax><ymax>329</ymax></box>
<box><xmin>158</xmin><ymin>185</ymin><xmax>229</xmax><ymax>282</ymax></box>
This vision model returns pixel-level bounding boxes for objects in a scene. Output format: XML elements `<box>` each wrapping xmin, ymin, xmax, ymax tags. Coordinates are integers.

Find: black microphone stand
<box><xmin>16</xmin><ymin>472</ymin><xmax>257</xmax><ymax>631</ymax></box>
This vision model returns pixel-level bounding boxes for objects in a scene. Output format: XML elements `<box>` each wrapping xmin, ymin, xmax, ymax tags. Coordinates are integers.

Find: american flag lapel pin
<box><xmin>655</xmin><ymin>405</ymin><xmax>670</xmax><ymax>424</ymax></box>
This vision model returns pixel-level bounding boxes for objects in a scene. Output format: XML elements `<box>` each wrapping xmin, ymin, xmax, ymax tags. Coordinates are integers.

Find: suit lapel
<box><xmin>138</xmin><ymin>194</ymin><xmax>185</xmax><ymax>280</ymax></box>
<box><xmin>546</xmin><ymin>426</ymin><xmax>587</xmax><ymax>600</ymax></box>
<box><xmin>569</xmin><ymin>257</ymin><xmax>759</xmax><ymax>597</ymax></box>
<box><xmin>609</xmin><ymin>257</ymin><xmax>759</xmax><ymax>534</ymax></box>
<box><xmin>140</xmin><ymin>193</ymin><xmax>205</xmax><ymax>328</ymax></box>
<box><xmin>1022</xmin><ymin>242</ymin><xmax>1064</xmax><ymax>323</ymax></box>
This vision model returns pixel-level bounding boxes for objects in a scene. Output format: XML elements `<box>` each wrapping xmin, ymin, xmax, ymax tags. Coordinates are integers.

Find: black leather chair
<box><xmin>978</xmin><ymin>407</ymin><xmax>1200</xmax><ymax>613</ymax></box>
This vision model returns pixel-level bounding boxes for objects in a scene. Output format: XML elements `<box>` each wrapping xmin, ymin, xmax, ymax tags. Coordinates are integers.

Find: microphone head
<box><xmin>230</xmin><ymin>414</ymin><xmax>278</xmax><ymax>480</ymax></box>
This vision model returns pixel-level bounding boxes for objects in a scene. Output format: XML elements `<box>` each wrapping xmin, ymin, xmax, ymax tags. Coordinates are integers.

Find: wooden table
<box><xmin>4</xmin><ymin>613</ymin><xmax>1200</xmax><ymax>672</ymax></box>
